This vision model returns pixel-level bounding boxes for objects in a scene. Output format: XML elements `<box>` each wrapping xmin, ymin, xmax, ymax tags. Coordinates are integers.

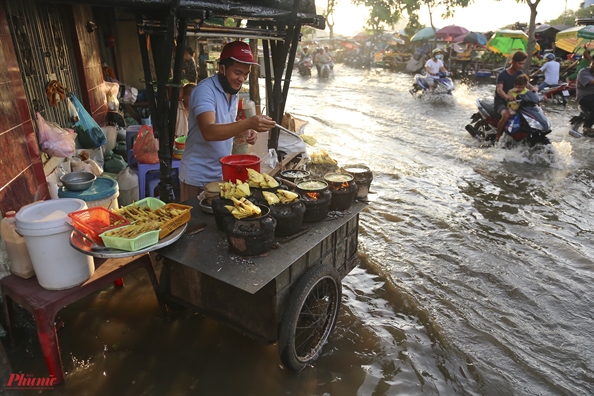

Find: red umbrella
<box><xmin>436</xmin><ymin>25</ymin><xmax>469</xmax><ymax>40</ymax></box>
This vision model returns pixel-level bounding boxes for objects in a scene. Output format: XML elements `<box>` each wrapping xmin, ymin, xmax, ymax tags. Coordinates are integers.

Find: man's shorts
<box><xmin>426</xmin><ymin>75</ymin><xmax>437</xmax><ymax>86</ymax></box>
<box><xmin>495</xmin><ymin>102</ymin><xmax>508</xmax><ymax>115</ymax></box>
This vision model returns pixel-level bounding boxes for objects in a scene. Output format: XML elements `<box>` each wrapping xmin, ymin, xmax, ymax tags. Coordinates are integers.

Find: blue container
<box><xmin>58</xmin><ymin>176</ymin><xmax>119</xmax><ymax>210</ymax></box>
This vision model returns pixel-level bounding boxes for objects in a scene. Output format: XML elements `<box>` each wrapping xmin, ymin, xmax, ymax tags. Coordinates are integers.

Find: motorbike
<box><xmin>297</xmin><ymin>57</ymin><xmax>312</xmax><ymax>77</ymax></box>
<box><xmin>465</xmin><ymin>91</ymin><xmax>552</xmax><ymax>148</ymax></box>
<box><xmin>318</xmin><ymin>61</ymin><xmax>333</xmax><ymax>79</ymax></box>
<box><xmin>569</xmin><ymin>104</ymin><xmax>594</xmax><ymax>138</ymax></box>
<box><xmin>409</xmin><ymin>71</ymin><xmax>455</xmax><ymax>98</ymax></box>
<box><xmin>539</xmin><ymin>83</ymin><xmax>571</xmax><ymax>106</ymax></box>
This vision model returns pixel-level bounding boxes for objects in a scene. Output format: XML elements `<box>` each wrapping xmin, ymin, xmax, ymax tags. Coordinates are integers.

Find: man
<box><xmin>424</xmin><ymin>49</ymin><xmax>449</xmax><ymax>91</ymax></box>
<box><xmin>530</xmin><ymin>53</ymin><xmax>560</xmax><ymax>92</ymax></box>
<box><xmin>179</xmin><ymin>41</ymin><xmax>276</xmax><ymax>201</ymax></box>
<box><xmin>494</xmin><ymin>51</ymin><xmax>537</xmax><ymax>143</ymax></box>
<box><xmin>181</xmin><ymin>47</ymin><xmax>198</xmax><ymax>83</ymax></box>
<box><xmin>566</xmin><ymin>46</ymin><xmax>592</xmax><ymax>82</ymax></box>
<box><xmin>324</xmin><ymin>46</ymin><xmax>334</xmax><ymax>70</ymax></box>
<box><xmin>313</xmin><ymin>48</ymin><xmax>331</xmax><ymax>76</ymax></box>
<box><xmin>575</xmin><ymin>59</ymin><xmax>594</xmax><ymax>137</ymax></box>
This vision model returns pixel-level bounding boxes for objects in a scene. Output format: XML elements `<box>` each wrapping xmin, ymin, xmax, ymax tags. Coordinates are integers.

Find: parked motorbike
<box><xmin>297</xmin><ymin>57</ymin><xmax>312</xmax><ymax>77</ymax></box>
<box><xmin>569</xmin><ymin>104</ymin><xmax>594</xmax><ymax>138</ymax></box>
<box><xmin>465</xmin><ymin>91</ymin><xmax>552</xmax><ymax>147</ymax></box>
<box><xmin>409</xmin><ymin>72</ymin><xmax>455</xmax><ymax>98</ymax></box>
<box><xmin>539</xmin><ymin>83</ymin><xmax>571</xmax><ymax>106</ymax></box>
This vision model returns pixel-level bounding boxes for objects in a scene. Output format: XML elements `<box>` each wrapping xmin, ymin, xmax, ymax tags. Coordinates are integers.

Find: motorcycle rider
<box><xmin>529</xmin><ymin>53</ymin><xmax>560</xmax><ymax>92</ymax></box>
<box><xmin>297</xmin><ymin>46</ymin><xmax>312</xmax><ymax>74</ymax></box>
<box><xmin>424</xmin><ymin>48</ymin><xmax>449</xmax><ymax>91</ymax></box>
<box><xmin>575</xmin><ymin>59</ymin><xmax>594</xmax><ymax>137</ymax></box>
<box><xmin>314</xmin><ymin>47</ymin><xmax>331</xmax><ymax>76</ymax></box>
<box><xmin>324</xmin><ymin>46</ymin><xmax>334</xmax><ymax>70</ymax></box>
<box><xmin>494</xmin><ymin>51</ymin><xmax>537</xmax><ymax>143</ymax></box>
<box><xmin>566</xmin><ymin>46</ymin><xmax>592</xmax><ymax>82</ymax></box>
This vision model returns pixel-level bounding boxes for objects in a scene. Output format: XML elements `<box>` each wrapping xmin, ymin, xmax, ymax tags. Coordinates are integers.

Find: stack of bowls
<box><xmin>173</xmin><ymin>136</ymin><xmax>186</xmax><ymax>159</ymax></box>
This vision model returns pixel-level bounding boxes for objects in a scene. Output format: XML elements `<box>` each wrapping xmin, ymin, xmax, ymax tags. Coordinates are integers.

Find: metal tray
<box><xmin>69</xmin><ymin>223</ymin><xmax>187</xmax><ymax>258</ymax></box>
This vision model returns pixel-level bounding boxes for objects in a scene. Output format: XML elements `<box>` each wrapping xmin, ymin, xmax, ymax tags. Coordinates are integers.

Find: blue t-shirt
<box><xmin>495</xmin><ymin>69</ymin><xmax>524</xmax><ymax>108</ymax></box>
<box><xmin>180</xmin><ymin>75</ymin><xmax>238</xmax><ymax>186</ymax></box>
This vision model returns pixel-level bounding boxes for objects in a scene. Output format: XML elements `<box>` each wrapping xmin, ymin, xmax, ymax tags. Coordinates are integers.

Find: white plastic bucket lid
<box><xmin>16</xmin><ymin>198</ymin><xmax>87</xmax><ymax>236</ymax></box>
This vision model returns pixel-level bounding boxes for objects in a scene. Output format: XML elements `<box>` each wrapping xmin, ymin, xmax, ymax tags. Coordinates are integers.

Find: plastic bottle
<box><xmin>1</xmin><ymin>211</ymin><xmax>35</xmax><ymax>278</ymax></box>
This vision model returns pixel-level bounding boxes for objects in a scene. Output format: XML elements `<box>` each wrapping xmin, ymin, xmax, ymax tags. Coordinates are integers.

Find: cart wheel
<box><xmin>278</xmin><ymin>264</ymin><xmax>341</xmax><ymax>372</ymax></box>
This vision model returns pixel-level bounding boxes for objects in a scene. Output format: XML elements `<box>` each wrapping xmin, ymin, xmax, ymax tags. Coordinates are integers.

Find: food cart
<box><xmin>42</xmin><ymin>0</ymin><xmax>367</xmax><ymax>372</ymax></box>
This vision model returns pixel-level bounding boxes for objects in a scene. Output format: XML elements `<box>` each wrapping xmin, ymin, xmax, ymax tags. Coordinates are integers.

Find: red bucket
<box><xmin>220</xmin><ymin>154</ymin><xmax>261</xmax><ymax>182</ymax></box>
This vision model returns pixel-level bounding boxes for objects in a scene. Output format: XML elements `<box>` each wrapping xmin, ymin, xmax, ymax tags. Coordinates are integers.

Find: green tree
<box><xmin>495</xmin><ymin>0</ymin><xmax>542</xmax><ymax>73</ymax></box>
<box><xmin>547</xmin><ymin>10</ymin><xmax>576</xmax><ymax>27</ymax></box>
<box><xmin>352</xmin><ymin>0</ymin><xmax>473</xmax><ymax>43</ymax></box>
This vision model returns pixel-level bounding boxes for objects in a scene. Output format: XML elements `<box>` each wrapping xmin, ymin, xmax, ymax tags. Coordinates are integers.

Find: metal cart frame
<box><xmin>158</xmin><ymin>198</ymin><xmax>364</xmax><ymax>371</ymax></box>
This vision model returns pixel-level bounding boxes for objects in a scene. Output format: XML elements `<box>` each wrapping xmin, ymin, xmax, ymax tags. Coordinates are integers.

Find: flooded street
<box><xmin>4</xmin><ymin>64</ymin><xmax>594</xmax><ymax>395</ymax></box>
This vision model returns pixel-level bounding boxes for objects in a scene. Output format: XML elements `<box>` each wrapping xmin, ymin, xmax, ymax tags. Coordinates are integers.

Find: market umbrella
<box><xmin>379</xmin><ymin>33</ymin><xmax>405</xmax><ymax>46</ymax></box>
<box><xmin>353</xmin><ymin>31</ymin><xmax>372</xmax><ymax>43</ymax></box>
<box><xmin>454</xmin><ymin>31</ymin><xmax>487</xmax><ymax>45</ymax></box>
<box><xmin>340</xmin><ymin>39</ymin><xmax>360</xmax><ymax>50</ymax></box>
<box><xmin>436</xmin><ymin>25</ymin><xmax>469</xmax><ymax>40</ymax></box>
<box><xmin>411</xmin><ymin>27</ymin><xmax>437</xmax><ymax>42</ymax></box>
<box><xmin>555</xmin><ymin>25</ymin><xmax>594</xmax><ymax>53</ymax></box>
<box><xmin>486</xmin><ymin>29</ymin><xmax>540</xmax><ymax>55</ymax></box>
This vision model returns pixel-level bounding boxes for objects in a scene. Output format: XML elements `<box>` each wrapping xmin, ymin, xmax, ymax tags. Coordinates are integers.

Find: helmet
<box><xmin>303</xmin><ymin>46</ymin><xmax>308</xmax><ymax>51</ymax></box>
<box><xmin>432</xmin><ymin>48</ymin><xmax>442</xmax><ymax>55</ymax></box>
<box><xmin>545</xmin><ymin>53</ymin><xmax>555</xmax><ymax>60</ymax></box>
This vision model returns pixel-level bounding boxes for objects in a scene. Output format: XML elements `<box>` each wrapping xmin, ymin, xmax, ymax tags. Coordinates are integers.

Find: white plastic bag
<box><xmin>36</xmin><ymin>112</ymin><xmax>76</xmax><ymax>158</ymax></box>
<box><xmin>104</xmin><ymin>82</ymin><xmax>120</xmax><ymax>111</ymax></box>
<box><xmin>263</xmin><ymin>148</ymin><xmax>279</xmax><ymax>169</ymax></box>
<box><xmin>66</xmin><ymin>97</ymin><xmax>79</xmax><ymax>123</ymax></box>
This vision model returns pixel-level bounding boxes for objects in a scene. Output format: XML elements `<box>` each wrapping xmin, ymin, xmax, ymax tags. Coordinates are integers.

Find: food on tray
<box><xmin>263</xmin><ymin>190</ymin><xmax>299</xmax><ymax>205</ymax></box>
<box><xmin>310</xmin><ymin>150</ymin><xmax>337</xmax><ymax>165</ymax></box>
<box><xmin>225</xmin><ymin>197</ymin><xmax>262</xmax><ymax>219</ymax></box>
<box><xmin>219</xmin><ymin>180</ymin><xmax>251</xmax><ymax>199</ymax></box>
<box><xmin>247</xmin><ymin>168</ymin><xmax>280</xmax><ymax>188</ymax></box>
<box><xmin>104</xmin><ymin>221</ymin><xmax>160</xmax><ymax>239</ymax></box>
<box><xmin>116</xmin><ymin>204</ymin><xmax>189</xmax><ymax>224</ymax></box>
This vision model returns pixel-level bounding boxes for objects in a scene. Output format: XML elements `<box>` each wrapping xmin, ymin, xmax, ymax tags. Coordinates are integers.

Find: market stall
<box><xmin>2</xmin><ymin>0</ymin><xmax>376</xmax><ymax>380</ymax></box>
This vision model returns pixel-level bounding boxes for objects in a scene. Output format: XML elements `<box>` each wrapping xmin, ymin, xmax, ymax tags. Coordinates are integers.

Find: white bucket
<box><xmin>15</xmin><ymin>198</ymin><xmax>95</xmax><ymax>290</ymax></box>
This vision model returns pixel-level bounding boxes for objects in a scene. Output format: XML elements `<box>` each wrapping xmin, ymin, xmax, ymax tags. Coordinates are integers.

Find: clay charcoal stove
<box><xmin>223</xmin><ymin>205</ymin><xmax>277</xmax><ymax>256</ymax></box>
<box><xmin>296</xmin><ymin>180</ymin><xmax>332</xmax><ymax>222</ymax></box>
<box><xmin>341</xmin><ymin>164</ymin><xmax>373</xmax><ymax>199</ymax></box>
<box><xmin>325</xmin><ymin>173</ymin><xmax>357</xmax><ymax>211</ymax></box>
<box><xmin>269</xmin><ymin>198</ymin><xmax>306</xmax><ymax>237</ymax></box>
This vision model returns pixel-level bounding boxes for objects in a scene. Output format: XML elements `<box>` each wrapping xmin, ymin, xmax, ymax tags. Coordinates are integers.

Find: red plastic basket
<box><xmin>68</xmin><ymin>207</ymin><xmax>129</xmax><ymax>245</ymax></box>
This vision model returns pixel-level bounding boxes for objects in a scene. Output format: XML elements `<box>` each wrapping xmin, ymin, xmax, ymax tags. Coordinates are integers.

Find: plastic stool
<box><xmin>138</xmin><ymin>160</ymin><xmax>181</xmax><ymax>199</ymax></box>
<box><xmin>146</xmin><ymin>169</ymin><xmax>180</xmax><ymax>199</ymax></box>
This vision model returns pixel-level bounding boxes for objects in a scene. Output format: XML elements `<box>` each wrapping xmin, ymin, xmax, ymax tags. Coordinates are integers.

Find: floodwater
<box><xmin>3</xmin><ymin>64</ymin><xmax>594</xmax><ymax>395</ymax></box>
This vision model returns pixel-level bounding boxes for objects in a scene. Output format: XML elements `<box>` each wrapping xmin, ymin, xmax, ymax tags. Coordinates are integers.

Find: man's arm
<box><xmin>496</xmin><ymin>82</ymin><xmax>510</xmax><ymax>101</ymax></box>
<box><xmin>198</xmin><ymin>112</ymin><xmax>276</xmax><ymax>141</ymax></box>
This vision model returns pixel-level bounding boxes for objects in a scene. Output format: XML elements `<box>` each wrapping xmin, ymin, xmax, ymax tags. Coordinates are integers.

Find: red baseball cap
<box><xmin>220</xmin><ymin>41</ymin><xmax>259</xmax><ymax>65</ymax></box>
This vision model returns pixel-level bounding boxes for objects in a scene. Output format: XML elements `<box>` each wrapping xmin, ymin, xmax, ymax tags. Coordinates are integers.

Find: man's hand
<box><xmin>249</xmin><ymin>115</ymin><xmax>276</xmax><ymax>132</ymax></box>
<box><xmin>246</xmin><ymin>129</ymin><xmax>258</xmax><ymax>145</ymax></box>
